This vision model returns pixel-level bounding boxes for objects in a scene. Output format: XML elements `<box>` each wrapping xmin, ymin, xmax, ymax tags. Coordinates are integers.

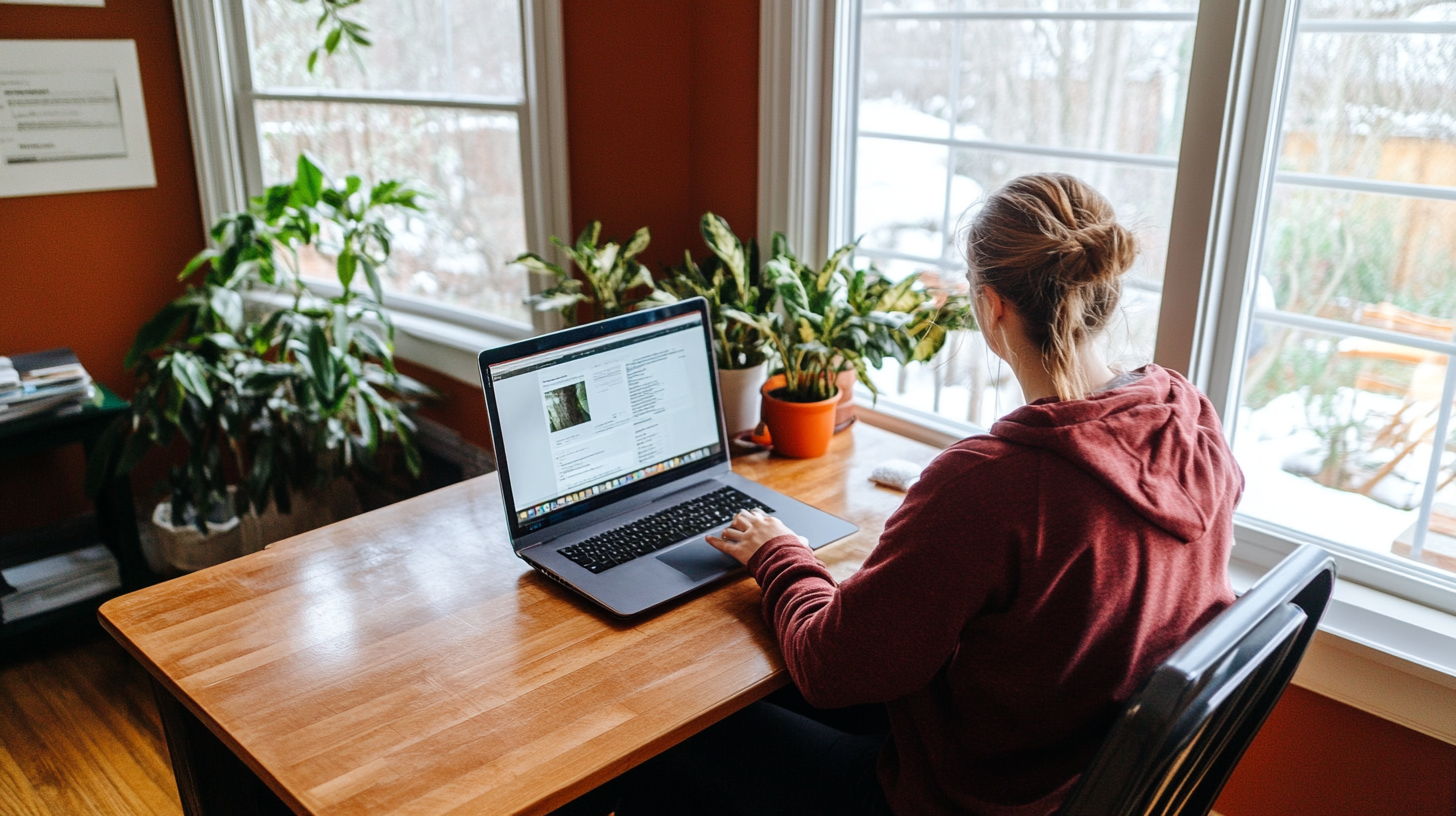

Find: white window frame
<box><xmin>171</xmin><ymin>0</ymin><xmax>572</xmax><ymax>354</ymax></box>
<box><xmin>766</xmin><ymin>0</ymin><xmax>1456</xmax><ymax>743</ymax></box>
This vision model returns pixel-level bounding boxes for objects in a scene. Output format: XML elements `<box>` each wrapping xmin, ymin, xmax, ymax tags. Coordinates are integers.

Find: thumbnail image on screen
<box><xmin>545</xmin><ymin>381</ymin><xmax>591</xmax><ymax>433</ymax></box>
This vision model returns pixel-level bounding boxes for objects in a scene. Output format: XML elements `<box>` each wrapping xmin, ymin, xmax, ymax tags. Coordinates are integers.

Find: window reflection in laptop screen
<box><xmin>488</xmin><ymin>313</ymin><xmax>722</xmax><ymax>525</ymax></box>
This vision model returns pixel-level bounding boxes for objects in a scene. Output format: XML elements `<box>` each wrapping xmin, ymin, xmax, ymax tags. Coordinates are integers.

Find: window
<box><xmin>175</xmin><ymin>0</ymin><xmax>569</xmax><ymax>339</ymax></box>
<box><xmin>1227</xmin><ymin>1</ymin><xmax>1456</xmax><ymax>588</ymax></box>
<box><xmin>843</xmin><ymin>1</ymin><xmax>1196</xmax><ymax>428</ymax></box>
<box><xmin>819</xmin><ymin>0</ymin><xmax>1456</xmax><ymax>604</ymax></box>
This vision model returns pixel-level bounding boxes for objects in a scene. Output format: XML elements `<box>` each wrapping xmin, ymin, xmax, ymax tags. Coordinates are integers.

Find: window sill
<box><xmin>388</xmin><ymin>308</ymin><xmax>514</xmax><ymax>389</ymax></box>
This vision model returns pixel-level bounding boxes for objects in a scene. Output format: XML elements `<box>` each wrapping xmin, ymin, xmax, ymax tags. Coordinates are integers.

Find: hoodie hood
<box><xmin>989</xmin><ymin>365</ymin><xmax>1242</xmax><ymax>543</ymax></box>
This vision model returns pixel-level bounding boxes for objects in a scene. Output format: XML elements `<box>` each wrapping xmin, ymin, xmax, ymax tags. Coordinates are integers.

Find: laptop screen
<box><xmin>483</xmin><ymin>306</ymin><xmax>725</xmax><ymax>539</ymax></box>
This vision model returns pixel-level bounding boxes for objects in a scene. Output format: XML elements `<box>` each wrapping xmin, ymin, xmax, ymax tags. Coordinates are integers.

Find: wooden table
<box><xmin>99</xmin><ymin>424</ymin><xmax>940</xmax><ymax>816</ymax></box>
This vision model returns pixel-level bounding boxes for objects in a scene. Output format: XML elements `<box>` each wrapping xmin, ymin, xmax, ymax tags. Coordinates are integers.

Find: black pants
<box><xmin>553</xmin><ymin>686</ymin><xmax>894</xmax><ymax>816</ymax></box>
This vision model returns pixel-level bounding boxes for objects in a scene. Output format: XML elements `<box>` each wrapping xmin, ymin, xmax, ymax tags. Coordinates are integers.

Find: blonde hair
<box><xmin>965</xmin><ymin>173</ymin><xmax>1137</xmax><ymax>401</ymax></box>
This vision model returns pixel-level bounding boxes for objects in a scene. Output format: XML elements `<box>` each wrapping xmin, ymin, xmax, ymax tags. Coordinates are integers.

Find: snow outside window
<box><xmin>847</xmin><ymin>2</ymin><xmax>1196</xmax><ymax>428</ymax></box>
<box><xmin>236</xmin><ymin>0</ymin><xmax>535</xmax><ymax>329</ymax></box>
<box><xmin>1230</xmin><ymin>2</ymin><xmax>1456</xmax><ymax>584</ymax></box>
<box><xmin>844</xmin><ymin>0</ymin><xmax>1456</xmax><ymax>590</ymax></box>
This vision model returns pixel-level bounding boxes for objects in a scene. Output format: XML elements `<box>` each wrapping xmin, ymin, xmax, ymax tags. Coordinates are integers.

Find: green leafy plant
<box><xmin>842</xmin><ymin>263</ymin><xmax>971</xmax><ymax>384</ymax></box>
<box><xmin>515</xmin><ymin>222</ymin><xmax>672</xmax><ymax>326</ymax></box>
<box><xmin>300</xmin><ymin>0</ymin><xmax>371</xmax><ymax>73</ymax></box>
<box><xmin>726</xmin><ymin>238</ymin><xmax>969</xmax><ymax>402</ymax></box>
<box><xmin>88</xmin><ymin>154</ymin><xmax>433</xmax><ymax>532</ymax></box>
<box><xmin>656</xmin><ymin>213</ymin><xmax>777</xmax><ymax>370</ymax></box>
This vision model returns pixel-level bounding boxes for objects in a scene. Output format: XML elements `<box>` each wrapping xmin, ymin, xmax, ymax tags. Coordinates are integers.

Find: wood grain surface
<box><xmin>98</xmin><ymin>424</ymin><xmax>940</xmax><ymax>816</ymax></box>
<box><xmin>0</xmin><ymin>635</ymin><xmax>182</xmax><ymax>816</ymax></box>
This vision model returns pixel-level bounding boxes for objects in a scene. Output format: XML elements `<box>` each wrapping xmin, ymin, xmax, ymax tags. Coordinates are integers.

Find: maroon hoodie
<box><xmin>746</xmin><ymin>365</ymin><xmax>1242</xmax><ymax>815</ymax></box>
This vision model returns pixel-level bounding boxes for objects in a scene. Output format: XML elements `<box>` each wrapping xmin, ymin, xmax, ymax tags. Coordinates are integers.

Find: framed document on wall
<box><xmin>0</xmin><ymin>40</ymin><xmax>156</xmax><ymax>198</ymax></box>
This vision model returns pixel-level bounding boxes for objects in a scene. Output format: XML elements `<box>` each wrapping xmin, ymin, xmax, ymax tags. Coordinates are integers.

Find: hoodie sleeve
<box><xmin>746</xmin><ymin>445</ymin><xmax>1021</xmax><ymax>708</ymax></box>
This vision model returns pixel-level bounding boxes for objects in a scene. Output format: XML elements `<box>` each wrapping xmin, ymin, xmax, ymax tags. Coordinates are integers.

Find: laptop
<box><xmin>478</xmin><ymin>298</ymin><xmax>857</xmax><ymax>616</ymax></box>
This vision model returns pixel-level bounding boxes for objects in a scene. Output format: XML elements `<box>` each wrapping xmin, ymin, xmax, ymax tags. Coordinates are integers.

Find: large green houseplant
<box><xmin>656</xmin><ymin>213</ymin><xmax>779</xmax><ymax>434</ymax></box>
<box><xmin>725</xmin><ymin>238</ymin><xmax>968</xmax><ymax>457</ymax></box>
<box><xmin>515</xmin><ymin>222</ymin><xmax>672</xmax><ymax>326</ymax></box>
<box><xmin>89</xmin><ymin>155</ymin><xmax>433</xmax><ymax>570</ymax></box>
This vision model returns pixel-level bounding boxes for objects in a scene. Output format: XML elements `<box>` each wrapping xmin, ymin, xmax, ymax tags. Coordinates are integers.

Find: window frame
<box><xmin>171</xmin><ymin>0</ymin><xmax>572</xmax><ymax>343</ymax></box>
<box><xmin>765</xmin><ymin>0</ymin><xmax>1456</xmax><ymax>617</ymax></box>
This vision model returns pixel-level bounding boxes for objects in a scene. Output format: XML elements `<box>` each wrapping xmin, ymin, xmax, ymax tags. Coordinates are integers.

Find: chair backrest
<box><xmin>1058</xmin><ymin>544</ymin><xmax>1337</xmax><ymax>816</ymax></box>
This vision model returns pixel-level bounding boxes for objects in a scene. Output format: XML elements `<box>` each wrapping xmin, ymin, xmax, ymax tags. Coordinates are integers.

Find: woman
<box><xmin>588</xmin><ymin>173</ymin><xmax>1242</xmax><ymax>816</ymax></box>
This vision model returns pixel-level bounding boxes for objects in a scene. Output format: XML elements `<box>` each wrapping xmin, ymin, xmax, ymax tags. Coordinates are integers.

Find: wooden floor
<box><xmin>0</xmin><ymin>630</ymin><xmax>183</xmax><ymax>816</ymax></box>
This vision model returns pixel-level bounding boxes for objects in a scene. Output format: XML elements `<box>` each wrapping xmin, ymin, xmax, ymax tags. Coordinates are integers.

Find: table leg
<box><xmin>152</xmin><ymin>678</ymin><xmax>296</xmax><ymax>816</ymax></box>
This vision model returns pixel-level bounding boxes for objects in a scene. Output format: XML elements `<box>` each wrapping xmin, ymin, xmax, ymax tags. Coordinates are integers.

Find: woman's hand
<box><xmin>705</xmin><ymin>508</ymin><xmax>808</xmax><ymax>566</ymax></box>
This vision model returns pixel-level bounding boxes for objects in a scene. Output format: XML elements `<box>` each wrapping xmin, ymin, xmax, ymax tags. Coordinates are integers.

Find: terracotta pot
<box><xmin>718</xmin><ymin>361</ymin><xmax>769</xmax><ymax>437</ymax></box>
<box><xmin>834</xmin><ymin>369</ymin><xmax>858</xmax><ymax>429</ymax></box>
<box><xmin>759</xmin><ymin>374</ymin><xmax>840</xmax><ymax>459</ymax></box>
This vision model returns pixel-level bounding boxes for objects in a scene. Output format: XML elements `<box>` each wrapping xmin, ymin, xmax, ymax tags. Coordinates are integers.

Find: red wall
<box><xmin>0</xmin><ymin>0</ymin><xmax>203</xmax><ymax>534</ymax></box>
<box><xmin>1216</xmin><ymin>685</ymin><xmax>1456</xmax><ymax>816</ymax></box>
<box><xmin>562</xmin><ymin>0</ymin><xmax>759</xmax><ymax>269</ymax></box>
<box><xmin>3</xmin><ymin>4</ymin><xmax>1454</xmax><ymax>815</ymax></box>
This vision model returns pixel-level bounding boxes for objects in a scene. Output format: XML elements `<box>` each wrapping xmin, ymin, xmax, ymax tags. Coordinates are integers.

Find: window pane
<box><xmin>246</xmin><ymin>0</ymin><xmax>524</xmax><ymax>99</ymax></box>
<box><xmin>1300</xmin><ymin>1</ymin><xmax>1456</xmax><ymax>21</ymax></box>
<box><xmin>855</xmin><ymin>136</ymin><xmax>952</xmax><ymax>259</ymax></box>
<box><xmin>256</xmin><ymin>101</ymin><xmax>530</xmax><ymax>323</ymax></box>
<box><xmin>1236</xmin><ymin>321</ymin><xmax>1456</xmax><ymax>577</ymax></box>
<box><xmin>863</xmin><ymin>329</ymin><xmax>1027</xmax><ymax>428</ymax></box>
<box><xmin>1259</xmin><ymin>186</ymin><xmax>1456</xmax><ymax>328</ymax></box>
<box><xmin>863</xmin><ymin>1</ymin><xmax>1196</xmax><ymax>10</ymax></box>
<box><xmin>950</xmin><ymin>151</ymin><xmax>1175</xmax><ymax>292</ymax></box>
<box><xmin>1280</xmin><ymin>31</ymin><xmax>1456</xmax><ymax>187</ymax></box>
<box><xmin>850</xmin><ymin>1</ymin><xmax>1193</xmax><ymax>430</ymax></box>
<box><xmin>860</xmin><ymin>18</ymin><xmax>954</xmax><ymax>139</ymax></box>
<box><xmin>952</xmin><ymin>19</ymin><xmax>1195</xmax><ymax>156</ymax></box>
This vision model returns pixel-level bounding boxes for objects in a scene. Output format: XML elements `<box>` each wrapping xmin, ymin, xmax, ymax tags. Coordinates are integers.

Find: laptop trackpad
<box><xmin>657</xmin><ymin>540</ymin><xmax>738</xmax><ymax>583</ymax></box>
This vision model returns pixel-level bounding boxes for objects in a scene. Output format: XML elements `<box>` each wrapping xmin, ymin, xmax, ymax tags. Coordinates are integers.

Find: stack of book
<box><xmin>0</xmin><ymin>544</ymin><xmax>122</xmax><ymax>624</ymax></box>
<box><xmin>0</xmin><ymin>348</ymin><xmax>93</xmax><ymax>425</ymax></box>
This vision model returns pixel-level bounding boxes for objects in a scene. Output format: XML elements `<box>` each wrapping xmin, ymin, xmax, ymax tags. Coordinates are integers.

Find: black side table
<box><xmin>0</xmin><ymin>384</ymin><xmax>152</xmax><ymax>650</ymax></box>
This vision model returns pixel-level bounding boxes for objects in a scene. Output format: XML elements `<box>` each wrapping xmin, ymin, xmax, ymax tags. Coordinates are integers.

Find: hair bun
<box><xmin>1061</xmin><ymin>222</ymin><xmax>1133</xmax><ymax>286</ymax></box>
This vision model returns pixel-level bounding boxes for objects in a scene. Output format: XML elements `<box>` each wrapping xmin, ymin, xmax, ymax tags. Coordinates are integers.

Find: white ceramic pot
<box><xmin>152</xmin><ymin>494</ymin><xmax>245</xmax><ymax>573</ymax></box>
<box><xmin>718</xmin><ymin>361</ymin><xmax>769</xmax><ymax>437</ymax></box>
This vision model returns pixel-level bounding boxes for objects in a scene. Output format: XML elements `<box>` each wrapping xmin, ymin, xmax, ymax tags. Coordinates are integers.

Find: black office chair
<box><xmin>1058</xmin><ymin>544</ymin><xmax>1336</xmax><ymax>816</ymax></box>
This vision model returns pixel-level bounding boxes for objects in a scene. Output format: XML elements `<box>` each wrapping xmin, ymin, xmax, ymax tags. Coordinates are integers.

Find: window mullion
<box><xmin>1410</xmin><ymin>338</ymin><xmax>1456</xmax><ymax>560</ymax></box>
<box><xmin>939</xmin><ymin>21</ymin><xmax>961</xmax><ymax>267</ymax></box>
<box><xmin>1252</xmin><ymin>308</ymin><xmax>1456</xmax><ymax>357</ymax></box>
<box><xmin>1298</xmin><ymin>19</ymin><xmax>1456</xmax><ymax>35</ymax></box>
<box><xmin>1200</xmin><ymin>0</ymin><xmax>1303</xmax><ymax>427</ymax></box>
<box><xmin>251</xmin><ymin>88</ymin><xmax>526</xmax><ymax>112</ymax></box>
<box><xmin>1156</xmin><ymin>0</ymin><xmax>1301</xmax><ymax>421</ymax></box>
<box><xmin>858</xmin><ymin>130</ymin><xmax>1179</xmax><ymax>170</ymax></box>
<box><xmin>862</xmin><ymin>10</ymin><xmax>1197</xmax><ymax>24</ymax></box>
<box><xmin>1275</xmin><ymin>171</ymin><xmax>1456</xmax><ymax>204</ymax></box>
<box><xmin>226</xmin><ymin>0</ymin><xmax>266</xmax><ymax>200</ymax></box>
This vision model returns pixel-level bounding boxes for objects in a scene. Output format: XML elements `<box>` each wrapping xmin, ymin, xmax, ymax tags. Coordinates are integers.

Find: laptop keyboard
<box><xmin>558</xmin><ymin>486</ymin><xmax>774</xmax><ymax>574</ymax></box>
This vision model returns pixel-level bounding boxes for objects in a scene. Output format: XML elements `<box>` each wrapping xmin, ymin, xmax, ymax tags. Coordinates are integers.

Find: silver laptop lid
<box><xmin>478</xmin><ymin>299</ymin><xmax>730</xmax><ymax>550</ymax></box>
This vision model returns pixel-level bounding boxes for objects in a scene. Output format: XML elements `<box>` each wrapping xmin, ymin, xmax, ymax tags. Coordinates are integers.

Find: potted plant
<box><xmin>722</xmin><ymin>241</ymin><xmax>853</xmax><ymax>458</ymax></box>
<box><xmin>656</xmin><ymin>213</ymin><xmax>778</xmax><ymax>435</ymax></box>
<box><xmin>833</xmin><ymin>263</ymin><xmax>972</xmax><ymax>426</ymax></box>
<box><xmin>724</xmin><ymin>238</ymin><xmax>970</xmax><ymax>457</ymax></box>
<box><xmin>88</xmin><ymin>155</ymin><xmax>433</xmax><ymax>571</ymax></box>
<box><xmin>515</xmin><ymin>221</ymin><xmax>673</xmax><ymax>327</ymax></box>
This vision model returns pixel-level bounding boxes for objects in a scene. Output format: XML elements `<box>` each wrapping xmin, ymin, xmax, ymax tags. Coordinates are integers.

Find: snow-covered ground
<box><xmin>854</xmin><ymin>99</ymin><xmax>985</xmax><ymax>262</ymax></box>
